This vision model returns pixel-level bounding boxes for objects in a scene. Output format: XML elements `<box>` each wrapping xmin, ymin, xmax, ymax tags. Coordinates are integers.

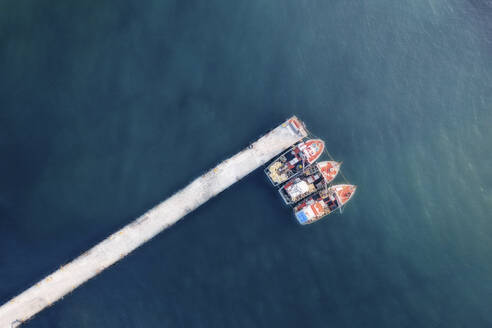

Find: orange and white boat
<box><xmin>293</xmin><ymin>184</ymin><xmax>356</xmax><ymax>225</ymax></box>
<box><xmin>265</xmin><ymin>139</ymin><xmax>324</xmax><ymax>186</ymax></box>
<box><xmin>278</xmin><ymin>161</ymin><xmax>341</xmax><ymax>205</ymax></box>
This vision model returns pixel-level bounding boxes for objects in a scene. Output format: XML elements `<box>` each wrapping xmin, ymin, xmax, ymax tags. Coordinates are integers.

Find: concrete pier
<box><xmin>0</xmin><ymin>117</ymin><xmax>307</xmax><ymax>327</ymax></box>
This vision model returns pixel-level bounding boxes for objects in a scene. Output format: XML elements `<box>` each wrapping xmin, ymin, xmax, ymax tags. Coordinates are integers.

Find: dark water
<box><xmin>1</xmin><ymin>0</ymin><xmax>492</xmax><ymax>327</ymax></box>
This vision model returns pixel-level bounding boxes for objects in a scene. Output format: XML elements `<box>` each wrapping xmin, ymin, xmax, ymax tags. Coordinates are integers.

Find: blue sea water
<box><xmin>1</xmin><ymin>0</ymin><xmax>492</xmax><ymax>327</ymax></box>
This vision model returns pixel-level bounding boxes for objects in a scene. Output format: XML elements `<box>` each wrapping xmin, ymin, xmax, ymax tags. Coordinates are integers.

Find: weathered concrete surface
<box><xmin>0</xmin><ymin>117</ymin><xmax>307</xmax><ymax>327</ymax></box>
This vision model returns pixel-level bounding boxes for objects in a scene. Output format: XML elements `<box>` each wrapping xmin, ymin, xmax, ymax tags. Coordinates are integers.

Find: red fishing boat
<box><xmin>294</xmin><ymin>184</ymin><xmax>356</xmax><ymax>225</ymax></box>
<box><xmin>264</xmin><ymin>139</ymin><xmax>324</xmax><ymax>186</ymax></box>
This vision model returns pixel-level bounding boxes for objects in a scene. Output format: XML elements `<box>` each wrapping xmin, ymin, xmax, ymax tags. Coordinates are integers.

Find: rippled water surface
<box><xmin>1</xmin><ymin>1</ymin><xmax>492</xmax><ymax>327</ymax></box>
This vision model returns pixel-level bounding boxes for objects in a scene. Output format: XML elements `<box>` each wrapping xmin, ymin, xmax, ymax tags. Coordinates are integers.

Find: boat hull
<box><xmin>294</xmin><ymin>184</ymin><xmax>356</xmax><ymax>225</ymax></box>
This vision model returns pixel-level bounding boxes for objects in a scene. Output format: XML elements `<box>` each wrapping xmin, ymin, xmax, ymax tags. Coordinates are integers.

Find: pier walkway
<box><xmin>0</xmin><ymin>117</ymin><xmax>307</xmax><ymax>327</ymax></box>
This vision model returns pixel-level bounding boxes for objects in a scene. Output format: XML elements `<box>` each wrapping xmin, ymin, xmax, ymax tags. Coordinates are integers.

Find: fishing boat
<box><xmin>278</xmin><ymin>161</ymin><xmax>341</xmax><ymax>205</ymax></box>
<box><xmin>264</xmin><ymin>139</ymin><xmax>324</xmax><ymax>186</ymax></box>
<box><xmin>293</xmin><ymin>184</ymin><xmax>356</xmax><ymax>225</ymax></box>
